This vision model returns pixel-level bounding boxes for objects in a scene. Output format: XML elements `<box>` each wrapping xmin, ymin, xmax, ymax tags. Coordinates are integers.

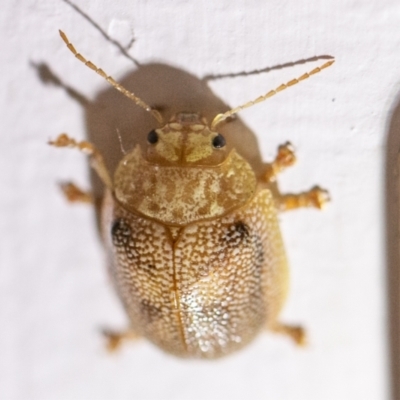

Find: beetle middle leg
<box><xmin>59</xmin><ymin>181</ymin><xmax>93</xmax><ymax>203</ymax></box>
<box><xmin>277</xmin><ymin>186</ymin><xmax>330</xmax><ymax>211</ymax></box>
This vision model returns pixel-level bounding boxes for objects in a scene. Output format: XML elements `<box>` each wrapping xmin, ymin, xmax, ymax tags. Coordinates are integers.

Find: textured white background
<box><xmin>1</xmin><ymin>0</ymin><xmax>399</xmax><ymax>399</ymax></box>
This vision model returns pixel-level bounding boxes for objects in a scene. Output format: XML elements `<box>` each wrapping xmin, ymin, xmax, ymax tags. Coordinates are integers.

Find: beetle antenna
<box><xmin>59</xmin><ymin>30</ymin><xmax>163</xmax><ymax>124</ymax></box>
<box><xmin>211</xmin><ymin>59</ymin><xmax>335</xmax><ymax>129</ymax></box>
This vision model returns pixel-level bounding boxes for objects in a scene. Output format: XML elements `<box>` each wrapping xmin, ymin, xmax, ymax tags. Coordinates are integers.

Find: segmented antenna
<box><xmin>59</xmin><ymin>30</ymin><xmax>163</xmax><ymax>124</ymax></box>
<box><xmin>211</xmin><ymin>59</ymin><xmax>335</xmax><ymax>129</ymax></box>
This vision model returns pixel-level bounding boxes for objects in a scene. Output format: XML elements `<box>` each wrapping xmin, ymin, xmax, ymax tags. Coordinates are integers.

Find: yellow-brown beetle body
<box><xmin>52</xmin><ymin>31</ymin><xmax>333</xmax><ymax>359</ymax></box>
<box><xmin>102</xmin><ymin>113</ymin><xmax>287</xmax><ymax>358</ymax></box>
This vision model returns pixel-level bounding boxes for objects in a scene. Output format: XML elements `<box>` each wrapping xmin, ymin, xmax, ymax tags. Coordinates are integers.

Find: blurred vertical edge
<box><xmin>386</xmin><ymin>95</ymin><xmax>400</xmax><ymax>400</ymax></box>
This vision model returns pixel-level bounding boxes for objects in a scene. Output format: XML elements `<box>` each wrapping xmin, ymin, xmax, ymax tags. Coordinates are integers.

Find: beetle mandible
<box><xmin>50</xmin><ymin>30</ymin><xmax>334</xmax><ymax>359</ymax></box>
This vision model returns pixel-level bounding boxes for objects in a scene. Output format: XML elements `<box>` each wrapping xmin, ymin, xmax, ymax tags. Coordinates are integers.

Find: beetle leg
<box><xmin>102</xmin><ymin>328</ymin><xmax>140</xmax><ymax>352</ymax></box>
<box><xmin>263</xmin><ymin>142</ymin><xmax>296</xmax><ymax>182</ymax></box>
<box><xmin>277</xmin><ymin>186</ymin><xmax>330</xmax><ymax>211</ymax></box>
<box><xmin>49</xmin><ymin>133</ymin><xmax>113</xmax><ymax>190</ymax></box>
<box><xmin>270</xmin><ymin>322</ymin><xmax>307</xmax><ymax>346</ymax></box>
<box><xmin>59</xmin><ymin>181</ymin><xmax>93</xmax><ymax>203</ymax></box>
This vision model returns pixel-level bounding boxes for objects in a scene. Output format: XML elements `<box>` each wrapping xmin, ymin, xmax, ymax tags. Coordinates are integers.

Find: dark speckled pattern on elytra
<box><xmin>107</xmin><ymin>189</ymin><xmax>288</xmax><ymax>359</ymax></box>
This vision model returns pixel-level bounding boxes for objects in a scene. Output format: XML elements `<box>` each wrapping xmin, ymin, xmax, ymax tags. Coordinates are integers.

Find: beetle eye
<box><xmin>212</xmin><ymin>133</ymin><xmax>226</xmax><ymax>148</ymax></box>
<box><xmin>147</xmin><ymin>129</ymin><xmax>158</xmax><ymax>144</ymax></box>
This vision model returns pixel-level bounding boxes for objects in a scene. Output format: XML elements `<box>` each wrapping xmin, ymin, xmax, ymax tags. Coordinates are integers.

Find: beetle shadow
<box><xmin>385</xmin><ymin>92</ymin><xmax>400</xmax><ymax>400</ymax></box>
<box><xmin>32</xmin><ymin>59</ymin><xmax>268</xmax><ymax>226</ymax></box>
<box><xmin>202</xmin><ymin>55</ymin><xmax>334</xmax><ymax>82</ymax></box>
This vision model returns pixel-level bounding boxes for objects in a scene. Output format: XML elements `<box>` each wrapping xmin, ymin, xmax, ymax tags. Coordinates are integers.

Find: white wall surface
<box><xmin>1</xmin><ymin>0</ymin><xmax>399</xmax><ymax>399</ymax></box>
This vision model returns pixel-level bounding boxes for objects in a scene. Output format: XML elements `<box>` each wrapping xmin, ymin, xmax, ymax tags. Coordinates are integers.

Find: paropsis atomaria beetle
<box><xmin>50</xmin><ymin>30</ymin><xmax>334</xmax><ymax>359</ymax></box>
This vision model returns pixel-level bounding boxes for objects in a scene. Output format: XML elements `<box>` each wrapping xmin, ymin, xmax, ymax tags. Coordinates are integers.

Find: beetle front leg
<box><xmin>277</xmin><ymin>186</ymin><xmax>330</xmax><ymax>211</ymax></box>
<box><xmin>102</xmin><ymin>328</ymin><xmax>140</xmax><ymax>352</ymax></box>
<box><xmin>263</xmin><ymin>142</ymin><xmax>296</xmax><ymax>182</ymax></box>
<box><xmin>49</xmin><ymin>133</ymin><xmax>113</xmax><ymax>190</ymax></box>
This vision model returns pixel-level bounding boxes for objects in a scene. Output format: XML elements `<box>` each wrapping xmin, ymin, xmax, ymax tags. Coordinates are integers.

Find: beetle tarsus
<box><xmin>102</xmin><ymin>328</ymin><xmax>140</xmax><ymax>352</ymax></box>
<box><xmin>263</xmin><ymin>142</ymin><xmax>297</xmax><ymax>182</ymax></box>
<box><xmin>49</xmin><ymin>133</ymin><xmax>113</xmax><ymax>190</ymax></box>
<box><xmin>59</xmin><ymin>181</ymin><xmax>93</xmax><ymax>203</ymax></box>
<box><xmin>270</xmin><ymin>323</ymin><xmax>307</xmax><ymax>346</ymax></box>
<box><xmin>278</xmin><ymin>186</ymin><xmax>330</xmax><ymax>211</ymax></box>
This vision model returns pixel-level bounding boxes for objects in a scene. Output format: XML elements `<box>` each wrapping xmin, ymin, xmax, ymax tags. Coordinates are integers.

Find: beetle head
<box><xmin>145</xmin><ymin>113</ymin><xmax>228</xmax><ymax>166</ymax></box>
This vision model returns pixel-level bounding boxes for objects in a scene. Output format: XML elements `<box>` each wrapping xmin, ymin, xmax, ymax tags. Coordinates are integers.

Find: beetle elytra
<box><xmin>50</xmin><ymin>30</ymin><xmax>333</xmax><ymax>359</ymax></box>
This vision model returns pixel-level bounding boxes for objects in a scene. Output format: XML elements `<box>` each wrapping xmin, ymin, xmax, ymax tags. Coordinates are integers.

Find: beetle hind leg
<box><xmin>270</xmin><ymin>322</ymin><xmax>307</xmax><ymax>346</ymax></box>
<box><xmin>102</xmin><ymin>328</ymin><xmax>140</xmax><ymax>352</ymax></box>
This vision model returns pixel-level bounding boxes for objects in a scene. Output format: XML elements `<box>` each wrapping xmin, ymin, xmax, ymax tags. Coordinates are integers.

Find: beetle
<box><xmin>50</xmin><ymin>30</ymin><xmax>333</xmax><ymax>359</ymax></box>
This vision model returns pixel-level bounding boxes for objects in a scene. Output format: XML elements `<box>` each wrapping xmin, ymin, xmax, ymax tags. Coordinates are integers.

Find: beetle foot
<box><xmin>307</xmin><ymin>186</ymin><xmax>330</xmax><ymax>209</ymax></box>
<box><xmin>49</xmin><ymin>133</ymin><xmax>93</xmax><ymax>152</ymax></box>
<box><xmin>278</xmin><ymin>186</ymin><xmax>330</xmax><ymax>211</ymax></box>
<box><xmin>49</xmin><ymin>133</ymin><xmax>113</xmax><ymax>190</ymax></box>
<box><xmin>264</xmin><ymin>142</ymin><xmax>297</xmax><ymax>182</ymax></box>
<box><xmin>275</xmin><ymin>142</ymin><xmax>296</xmax><ymax>169</ymax></box>
<box><xmin>270</xmin><ymin>323</ymin><xmax>307</xmax><ymax>346</ymax></box>
<box><xmin>102</xmin><ymin>328</ymin><xmax>140</xmax><ymax>352</ymax></box>
<box><xmin>59</xmin><ymin>181</ymin><xmax>93</xmax><ymax>203</ymax></box>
